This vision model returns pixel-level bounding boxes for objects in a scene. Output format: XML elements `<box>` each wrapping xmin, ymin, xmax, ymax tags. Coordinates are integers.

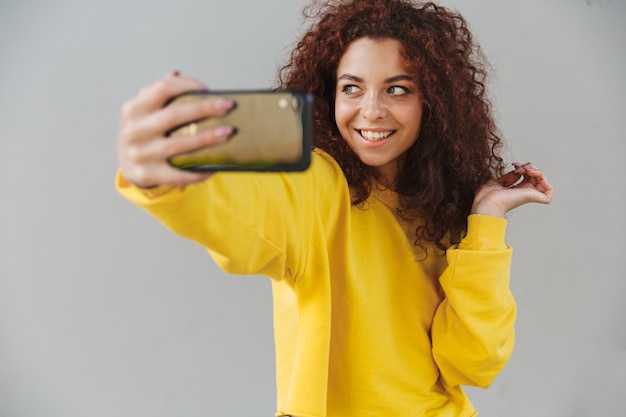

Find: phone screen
<box><xmin>165</xmin><ymin>90</ymin><xmax>313</xmax><ymax>172</ymax></box>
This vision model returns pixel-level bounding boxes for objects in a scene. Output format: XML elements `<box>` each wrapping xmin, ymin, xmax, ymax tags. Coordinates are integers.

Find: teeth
<box><xmin>360</xmin><ymin>130</ymin><xmax>393</xmax><ymax>141</ymax></box>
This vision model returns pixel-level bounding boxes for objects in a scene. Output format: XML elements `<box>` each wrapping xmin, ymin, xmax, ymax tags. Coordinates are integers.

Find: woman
<box><xmin>117</xmin><ymin>0</ymin><xmax>553</xmax><ymax>415</ymax></box>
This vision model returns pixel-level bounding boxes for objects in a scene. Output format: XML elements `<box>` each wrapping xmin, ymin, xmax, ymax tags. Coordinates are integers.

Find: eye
<box><xmin>341</xmin><ymin>84</ymin><xmax>361</xmax><ymax>95</ymax></box>
<box><xmin>387</xmin><ymin>86</ymin><xmax>410</xmax><ymax>95</ymax></box>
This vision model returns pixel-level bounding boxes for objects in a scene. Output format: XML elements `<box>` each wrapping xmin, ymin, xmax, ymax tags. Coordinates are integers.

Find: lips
<box><xmin>359</xmin><ymin>129</ymin><xmax>395</xmax><ymax>141</ymax></box>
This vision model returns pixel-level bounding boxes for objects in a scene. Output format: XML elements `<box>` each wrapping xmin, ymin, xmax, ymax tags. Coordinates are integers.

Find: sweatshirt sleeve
<box><xmin>116</xmin><ymin>151</ymin><xmax>344</xmax><ymax>283</ymax></box>
<box><xmin>431</xmin><ymin>214</ymin><xmax>516</xmax><ymax>389</ymax></box>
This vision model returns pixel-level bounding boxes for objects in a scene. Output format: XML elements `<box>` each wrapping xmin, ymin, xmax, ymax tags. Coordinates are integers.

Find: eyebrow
<box><xmin>337</xmin><ymin>73</ymin><xmax>414</xmax><ymax>84</ymax></box>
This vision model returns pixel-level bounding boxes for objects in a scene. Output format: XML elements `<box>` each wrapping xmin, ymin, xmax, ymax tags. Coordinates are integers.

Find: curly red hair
<box><xmin>278</xmin><ymin>0</ymin><xmax>505</xmax><ymax>251</ymax></box>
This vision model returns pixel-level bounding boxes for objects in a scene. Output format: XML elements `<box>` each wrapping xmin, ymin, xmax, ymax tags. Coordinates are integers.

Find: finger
<box><xmin>526</xmin><ymin>187</ymin><xmax>553</xmax><ymax>205</ymax></box>
<box><xmin>134</xmin><ymin>98</ymin><xmax>235</xmax><ymax>141</ymax></box>
<box><xmin>120</xmin><ymin>73</ymin><xmax>208</xmax><ymax>121</ymax></box>
<box><xmin>536</xmin><ymin>174</ymin><xmax>554</xmax><ymax>202</ymax></box>
<box><xmin>496</xmin><ymin>170</ymin><xmax>523</xmax><ymax>188</ymax></box>
<box><xmin>515</xmin><ymin>171</ymin><xmax>554</xmax><ymax>204</ymax></box>
<box><xmin>124</xmin><ymin>125</ymin><xmax>235</xmax><ymax>168</ymax></box>
<box><xmin>516</xmin><ymin>162</ymin><xmax>547</xmax><ymax>181</ymax></box>
<box><xmin>161</xmin><ymin>126</ymin><xmax>236</xmax><ymax>159</ymax></box>
<box><xmin>519</xmin><ymin>166</ymin><xmax>547</xmax><ymax>188</ymax></box>
<box><xmin>121</xmin><ymin>98</ymin><xmax>234</xmax><ymax>150</ymax></box>
<box><xmin>512</xmin><ymin>162</ymin><xmax>548</xmax><ymax>185</ymax></box>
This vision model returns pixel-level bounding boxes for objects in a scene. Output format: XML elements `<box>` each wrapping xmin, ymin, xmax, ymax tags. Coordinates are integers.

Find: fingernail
<box><xmin>214</xmin><ymin>99</ymin><xmax>235</xmax><ymax>110</ymax></box>
<box><xmin>200</xmin><ymin>82</ymin><xmax>210</xmax><ymax>91</ymax></box>
<box><xmin>214</xmin><ymin>126</ymin><xmax>234</xmax><ymax>138</ymax></box>
<box><xmin>512</xmin><ymin>163</ymin><xmax>524</xmax><ymax>173</ymax></box>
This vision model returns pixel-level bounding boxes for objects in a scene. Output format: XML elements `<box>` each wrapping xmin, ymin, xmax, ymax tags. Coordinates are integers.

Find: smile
<box><xmin>359</xmin><ymin>130</ymin><xmax>394</xmax><ymax>141</ymax></box>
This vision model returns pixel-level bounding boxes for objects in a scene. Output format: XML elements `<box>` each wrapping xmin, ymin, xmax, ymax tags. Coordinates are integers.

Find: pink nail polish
<box><xmin>214</xmin><ymin>126</ymin><xmax>234</xmax><ymax>137</ymax></box>
<box><xmin>214</xmin><ymin>99</ymin><xmax>235</xmax><ymax>110</ymax></box>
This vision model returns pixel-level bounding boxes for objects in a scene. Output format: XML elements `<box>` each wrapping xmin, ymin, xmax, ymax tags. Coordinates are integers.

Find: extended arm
<box><xmin>116</xmin><ymin>72</ymin><xmax>313</xmax><ymax>281</ymax></box>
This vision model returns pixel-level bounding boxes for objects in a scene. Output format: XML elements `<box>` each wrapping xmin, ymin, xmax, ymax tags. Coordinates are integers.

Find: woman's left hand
<box><xmin>471</xmin><ymin>162</ymin><xmax>554</xmax><ymax>218</ymax></box>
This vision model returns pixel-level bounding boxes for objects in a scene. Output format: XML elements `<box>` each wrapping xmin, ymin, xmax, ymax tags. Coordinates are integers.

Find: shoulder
<box><xmin>306</xmin><ymin>147</ymin><xmax>351</xmax><ymax>199</ymax></box>
<box><xmin>311</xmin><ymin>147</ymin><xmax>344</xmax><ymax>177</ymax></box>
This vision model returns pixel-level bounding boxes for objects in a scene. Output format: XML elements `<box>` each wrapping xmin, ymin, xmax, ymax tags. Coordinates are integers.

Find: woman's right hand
<box><xmin>117</xmin><ymin>71</ymin><xmax>236</xmax><ymax>188</ymax></box>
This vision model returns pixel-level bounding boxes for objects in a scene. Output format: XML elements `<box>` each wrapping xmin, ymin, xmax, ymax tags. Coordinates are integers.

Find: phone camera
<box><xmin>291</xmin><ymin>96</ymin><xmax>302</xmax><ymax>111</ymax></box>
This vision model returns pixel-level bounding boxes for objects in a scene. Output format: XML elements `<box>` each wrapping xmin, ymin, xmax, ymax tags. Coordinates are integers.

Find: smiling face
<box><xmin>335</xmin><ymin>37</ymin><xmax>423</xmax><ymax>186</ymax></box>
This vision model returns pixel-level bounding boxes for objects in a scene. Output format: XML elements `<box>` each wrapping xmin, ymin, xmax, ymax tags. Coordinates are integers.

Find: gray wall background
<box><xmin>0</xmin><ymin>0</ymin><xmax>624</xmax><ymax>416</ymax></box>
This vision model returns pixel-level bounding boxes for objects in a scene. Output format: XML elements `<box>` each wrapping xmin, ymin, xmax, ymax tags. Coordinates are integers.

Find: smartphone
<box><xmin>164</xmin><ymin>90</ymin><xmax>313</xmax><ymax>171</ymax></box>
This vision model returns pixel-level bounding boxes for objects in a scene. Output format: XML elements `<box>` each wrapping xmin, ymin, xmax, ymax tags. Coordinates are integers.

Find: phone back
<box><xmin>166</xmin><ymin>90</ymin><xmax>312</xmax><ymax>171</ymax></box>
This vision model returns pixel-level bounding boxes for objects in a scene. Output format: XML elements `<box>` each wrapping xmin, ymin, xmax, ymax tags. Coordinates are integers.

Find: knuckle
<box><xmin>153</xmin><ymin>79</ymin><xmax>172</xmax><ymax>96</ymax></box>
<box><xmin>125</xmin><ymin>143</ymin><xmax>143</xmax><ymax>164</ymax></box>
<box><xmin>134</xmin><ymin>166</ymin><xmax>156</xmax><ymax>187</ymax></box>
<box><xmin>120</xmin><ymin>100</ymin><xmax>135</xmax><ymax>119</ymax></box>
<box><xmin>137</xmin><ymin>84</ymin><xmax>154</xmax><ymax>102</ymax></box>
<box><xmin>118</xmin><ymin>123</ymin><xmax>138</xmax><ymax>144</ymax></box>
<box><xmin>133</xmin><ymin>166</ymin><xmax>148</xmax><ymax>182</ymax></box>
<box><xmin>151</xmin><ymin>79</ymin><xmax>177</xmax><ymax>104</ymax></box>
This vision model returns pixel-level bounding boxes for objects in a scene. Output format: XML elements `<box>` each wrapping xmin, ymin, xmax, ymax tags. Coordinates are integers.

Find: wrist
<box><xmin>470</xmin><ymin>202</ymin><xmax>506</xmax><ymax>218</ymax></box>
<box><xmin>459</xmin><ymin>214</ymin><xmax>508</xmax><ymax>250</ymax></box>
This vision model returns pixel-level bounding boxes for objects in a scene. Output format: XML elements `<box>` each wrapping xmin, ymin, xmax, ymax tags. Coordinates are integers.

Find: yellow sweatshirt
<box><xmin>117</xmin><ymin>148</ymin><xmax>515</xmax><ymax>417</ymax></box>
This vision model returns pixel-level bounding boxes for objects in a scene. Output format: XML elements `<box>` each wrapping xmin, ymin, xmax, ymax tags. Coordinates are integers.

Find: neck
<box><xmin>375</xmin><ymin>161</ymin><xmax>401</xmax><ymax>191</ymax></box>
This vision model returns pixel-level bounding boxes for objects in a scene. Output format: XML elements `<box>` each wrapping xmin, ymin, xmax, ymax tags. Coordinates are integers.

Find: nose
<box><xmin>360</xmin><ymin>92</ymin><xmax>387</xmax><ymax>121</ymax></box>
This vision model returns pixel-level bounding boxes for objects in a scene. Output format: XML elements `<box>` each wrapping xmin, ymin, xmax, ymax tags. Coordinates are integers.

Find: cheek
<box><xmin>334</xmin><ymin>101</ymin><xmax>352</xmax><ymax>132</ymax></box>
<box><xmin>400</xmin><ymin>104</ymin><xmax>423</xmax><ymax>134</ymax></box>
